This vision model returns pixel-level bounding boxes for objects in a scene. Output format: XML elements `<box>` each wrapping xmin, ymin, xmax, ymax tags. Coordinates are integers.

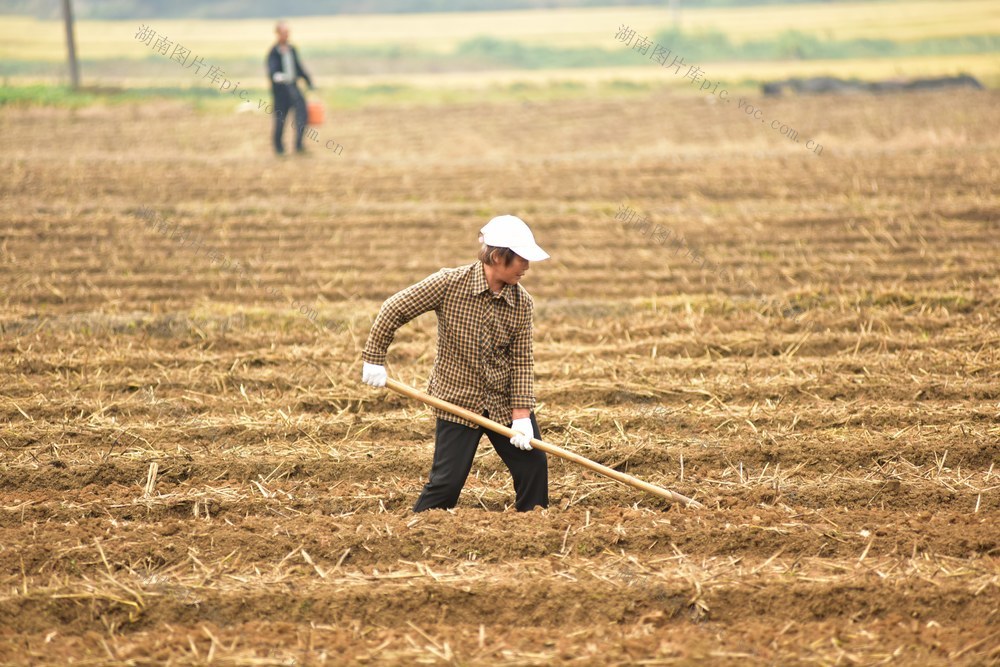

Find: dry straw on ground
<box><xmin>1</xmin><ymin>89</ymin><xmax>998</xmax><ymax>664</ymax></box>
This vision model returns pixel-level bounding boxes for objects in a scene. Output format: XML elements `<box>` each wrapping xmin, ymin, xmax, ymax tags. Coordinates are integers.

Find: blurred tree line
<box><xmin>5</xmin><ymin>0</ymin><xmax>840</xmax><ymax>19</ymax></box>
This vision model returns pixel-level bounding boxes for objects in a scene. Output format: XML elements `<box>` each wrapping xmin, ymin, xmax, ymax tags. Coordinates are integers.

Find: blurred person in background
<box><xmin>266</xmin><ymin>20</ymin><xmax>314</xmax><ymax>155</ymax></box>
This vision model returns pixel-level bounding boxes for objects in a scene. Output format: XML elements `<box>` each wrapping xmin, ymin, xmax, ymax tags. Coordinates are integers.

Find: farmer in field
<box><xmin>266</xmin><ymin>20</ymin><xmax>314</xmax><ymax>155</ymax></box>
<box><xmin>362</xmin><ymin>215</ymin><xmax>550</xmax><ymax>512</ymax></box>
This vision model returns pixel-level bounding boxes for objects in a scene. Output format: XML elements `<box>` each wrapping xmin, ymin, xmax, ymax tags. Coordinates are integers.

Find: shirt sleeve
<box><xmin>362</xmin><ymin>269</ymin><xmax>450</xmax><ymax>366</ymax></box>
<box><xmin>510</xmin><ymin>295</ymin><xmax>535</xmax><ymax>410</ymax></box>
<box><xmin>266</xmin><ymin>48</ymin><xmax>280</xmax><ymax>81</ymax></box>
<box><xmin>294</xmin><ymin>48</ymin><xmax>313</xmax><ymax>88</ymax></box>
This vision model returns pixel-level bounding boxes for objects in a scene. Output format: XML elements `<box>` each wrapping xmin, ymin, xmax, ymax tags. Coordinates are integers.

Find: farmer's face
<box><xmin>497</xmin><ymin>254</ymin><xmax>530</xmax><ymax>286</ymax></box>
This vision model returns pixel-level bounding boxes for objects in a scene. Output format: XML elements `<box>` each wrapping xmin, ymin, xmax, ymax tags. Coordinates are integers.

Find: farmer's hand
<box><xmin>510</xmin><ymin>417</ymin><xmax>533</xmax><ymax>450</ymax></box>
<box><xmin>272</xmin><ymin>72</ymin><xmax>286</xmax><ymax>83</ymax></box>
<box><xmin>362</xmin><ymin>362</ymin><xmax>387</xmax><ymax>387</ymax></box>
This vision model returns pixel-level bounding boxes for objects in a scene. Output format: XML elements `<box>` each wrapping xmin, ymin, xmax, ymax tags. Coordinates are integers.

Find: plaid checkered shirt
<box><xmin>362</xmin><ymin>262</ymin><xmax>536</xmax><ymax>427</ymax></box>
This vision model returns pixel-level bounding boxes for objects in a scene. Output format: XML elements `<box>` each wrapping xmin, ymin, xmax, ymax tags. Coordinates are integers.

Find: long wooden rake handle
<box><xmin>385</xmin><ymin>378</ymin><xmax>704</xmax><ymax>509</ymax></box>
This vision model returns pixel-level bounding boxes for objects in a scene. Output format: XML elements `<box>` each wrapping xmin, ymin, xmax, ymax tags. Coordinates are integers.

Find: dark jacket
<box><xmin>266</xmin><ymin>44</ymin><xmax>313</xmax><ymax>93</ymax></box>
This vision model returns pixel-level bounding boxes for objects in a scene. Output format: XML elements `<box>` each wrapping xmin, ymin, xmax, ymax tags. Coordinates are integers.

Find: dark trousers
<box><xmin>272</xmin><ymin>84</ymin><xmax>307</xmax><ymax>154</ymax></box>
<box><xmin>413</xmin><ymin>412</ymin><xmax>548</xmax><ymax>513</ymax></box>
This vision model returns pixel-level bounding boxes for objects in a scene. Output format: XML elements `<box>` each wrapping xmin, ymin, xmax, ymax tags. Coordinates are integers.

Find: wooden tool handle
<box><xmin>385</xmin><ymin>378</ymin><xmax>704</xmax><ymax>509</ymax></box>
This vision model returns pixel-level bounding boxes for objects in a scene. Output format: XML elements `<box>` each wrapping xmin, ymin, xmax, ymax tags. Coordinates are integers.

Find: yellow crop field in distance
<box><xmin>0</xmin><ymin>0</ymin><xmax>997</xmax><ymax>63</ymax></box>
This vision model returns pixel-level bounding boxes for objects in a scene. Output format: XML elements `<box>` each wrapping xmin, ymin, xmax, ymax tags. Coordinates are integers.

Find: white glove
<box><xmin>362</xmin><ymin>362</ymin><xmax>387</xmax><ymax>387</ymax></box>
<box><xmin>272</xmin><ymin>72</ymin><xmax>286</xmax><ymax>83</ymax></box>
<box><xmin>510</xmin><ymin>417</ymin><xmax>533</xmax><ymax>450</ymax></box>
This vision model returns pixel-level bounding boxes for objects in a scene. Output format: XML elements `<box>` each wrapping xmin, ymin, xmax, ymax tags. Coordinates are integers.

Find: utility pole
<box><xmin>61</xmin><ymin>0</ymin><xmax>80</xmax><ymax>89</ymax></box>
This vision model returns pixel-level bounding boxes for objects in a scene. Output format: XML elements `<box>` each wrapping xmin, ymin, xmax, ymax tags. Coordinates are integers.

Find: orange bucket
<box><xmin>307</xmin><ymin>100</ymin><xmax>325</xmax><ymax>126</ymax></box>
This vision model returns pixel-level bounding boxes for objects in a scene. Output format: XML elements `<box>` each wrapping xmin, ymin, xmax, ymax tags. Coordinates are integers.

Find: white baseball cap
<box><xmin>479</xmin><ymin>215</ymin><xmax>550</xmax><ymax>261</ymax></box>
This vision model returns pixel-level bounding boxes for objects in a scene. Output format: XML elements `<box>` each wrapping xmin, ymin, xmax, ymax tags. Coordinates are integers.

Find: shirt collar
<box><xmin>470</xmin><ymin>262</ymin><xmax>515</xmax><ymax>306</ymax></box>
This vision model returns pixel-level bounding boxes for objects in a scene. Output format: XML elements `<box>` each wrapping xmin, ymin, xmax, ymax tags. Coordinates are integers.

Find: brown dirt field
<box><xmin>1</xmin><ymin>88</ymin><xmax>998</xmax><ymax>665</ymax></box>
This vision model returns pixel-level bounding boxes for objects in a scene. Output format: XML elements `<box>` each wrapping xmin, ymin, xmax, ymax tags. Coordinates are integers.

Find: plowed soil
<box><xmin>1</xmin><ymin>89</ymin><xmax>998</xmax><ymax>665</ymax></box>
